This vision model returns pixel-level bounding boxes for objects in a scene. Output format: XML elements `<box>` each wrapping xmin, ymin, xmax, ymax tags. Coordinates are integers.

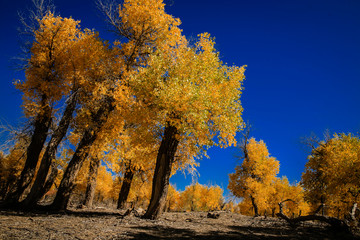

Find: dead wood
<box><xmin>276</xmin><ymin>200</ymin><xmax>351</xmax><ymax>233</ymax></box>
<box><xmin>207</xmin><ymin>212</ymin><xmax>220</xmax><ymax>219</ymax></box>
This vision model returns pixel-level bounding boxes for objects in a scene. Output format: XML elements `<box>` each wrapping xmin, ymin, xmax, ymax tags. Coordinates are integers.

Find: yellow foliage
<box><xmin>7</xmin><ymin>0</ymin><xmax>245</xmax><ymax>211</ymax></box>
<box><xmin>178</xmin><ymin>183</ymin><xmax>223</xmax><ymax>212</ymax></box>
<box><xmin>118</xmin><ymin>0</ymin><xmax>182</xmax><ymax>48</ymax></box>
<box><xmin>228</xmin><ymin>138</ymin><xmax>279</xmax><ymax>215</ymax></box>
<box><xmin>131</xmin><ymin>31</ymin><xmax>245</xmax><ymax>171</ymax></box>
<box><xmin>238</xmin><ymin>198</ymin><xmax>255</xmax><ymax>216</ymax></box>
<box><xmin>228</xmin><ymin>138</ymin><xmax>311</xmax><ymax>217</ymax></box>
<box><xmin>267</xmin><ymin>177</ymin><xmax>310</xmax><ymax>216</ymax></box>
<box><xmin>16</xmin><ymin>13</ymin><xmax>107</xmax><ymax>118</ymax></box>
<box><xmin>0</xmin><ymin>141</ymin><xmax>27</xmax><ymax>197</ymax></box>
<box><xmin>126</xmin><ymin>173</ymin><xmax>152</xmax><ymax>208</ymax></box>
<box><xmin>94</xmin><ymin>166</ymin><xmax>114</xmax><ymax>201</ymax></box>
<box><xmin>301</xmin><ymin>133</ymin><xmax>360</xmax><ymax>218</ymax></box>
<box><xmin>72</xmin><ymin>158</ymin><xmax>115</xmax><ymax>204</ymax></box>
<box><xmin>166</xmin><ymin>184</ymin><xmax>181</xmax><ymax>212</ymax></box>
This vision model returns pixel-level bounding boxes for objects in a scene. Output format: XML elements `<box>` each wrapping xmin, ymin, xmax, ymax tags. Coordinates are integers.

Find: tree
<box><xmin>125</xmin><ymin>173</ymin><xmax>152</xmax><ymax>209</ymax></box>
<box><xmin>267</xmin><ymin>177</ymin><xmax>310</xmax><ymax>217</ymax></box>
<box><xmin>134</xmin><ymin>31</ymin><xmax>245</xmax><ymax>219</ymax></box>
<box><xmin>117</xmin><ymin>163</ymin><xmax>135</xmax><ymax>209</ymax></box>
<box><xmin>0</xmin><ymin>138</ymin><xmax>29</xmax><ymax>199</ymax></box>
<box><xmin>20</xmin><ymin>13</ymin><xmax>108</xmax><ymax>209</ymax></box>
<box><xmin>104</xmin><ymin>124</ymin><xmax>158</xmax><ymax>209</ymax></box>
<box><xmin>50</xmin><ymin>0</ymin><xmax>184</xmax><ymax>211</ymax></box>
<box><xmin>178</xmin><ymin>183</ymin><xmax>223</xmax><ymax>212</ymax></box>
<box><xmin>5</xmin><ymin>11</ymin><xmax>95</xmax><ymax>205</ymax></box>
<box><xmin>82</xmin><ymin>156</ymin><xmax>101</xmax><ymax>208</ymax></box>
<box><xmin>301</xmin><ymin>133</ymin><xmax>360</xmax><ymax>219</ymax></box>
<box><xmin>228</xmin><ymin>138</ymin><xmax>279</xmax><ymax>216</ymax></box>
<box><xmin>4</xmin><ymin>0</ymin><xmax>244</xmax><ymax>216</ymax></box>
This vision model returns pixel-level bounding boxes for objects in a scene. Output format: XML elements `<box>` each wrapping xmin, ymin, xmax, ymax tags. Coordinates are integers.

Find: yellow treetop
<box><xmin>130</xmin><ymin>32</ymin><xmax>245</xmax><ymax>168</ymax></box>
<box><xmin>228</xmin><ymin>138</ymin><xmax>279</xmax><ymax>214</ymax></box>
<box><xmin>301</xmin><ymin>133</ymin><xmax>360</xmax><ymax>218</ymax></box>
<box><xmin>16</xmin><ymin>12</ymin><xmax>111</xmax><ymax>120</ymax></box>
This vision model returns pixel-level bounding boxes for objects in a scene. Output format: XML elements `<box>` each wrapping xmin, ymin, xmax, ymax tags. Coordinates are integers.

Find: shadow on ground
<box><xmin>126</xmin><ymin>224</ymin><xmax>358</xmax><ymax>240</ymax></box>
<box><xmin>0</xmin><ymin>208</ymin><xmax>124</xmax><ymax>218</ymax></box>
<box><xmin>1</xmin><ymin>209</ymin><xmax>359</xmax><ymax>240</ymax></box>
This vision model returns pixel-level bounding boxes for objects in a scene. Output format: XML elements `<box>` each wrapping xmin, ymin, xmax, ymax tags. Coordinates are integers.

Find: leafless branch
<box><xmin>14</xmin><ymin>0</ymin><xmax>55</xmax><ymax>71</ymax></box>
<box><xmin>96</xmin><ymin>0</ymin><xmax>129</xmax><ymax>38</ymax></box>
<box><xmin>0</xmin><ymin>121</ymin><xmax>32</xmax><ymax>154</ymax></box>
<box><xmin>236</xmin><ymin>121</ymin><xmax>252</xmax><ymax>161</ymax></box>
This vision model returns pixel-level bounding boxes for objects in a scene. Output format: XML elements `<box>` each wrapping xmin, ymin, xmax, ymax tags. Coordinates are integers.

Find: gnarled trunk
<box><xmin>83</xmin><ymin>157</ymin><xmax>101</xmax><ymax>208</ymax></box>
<box><xmin>250</xmin><ymin>195</ymin><xmax>259</xmax><ymax>217</ymax></box>
<box><xmin>50</xmin><ymin>128</ymin><xmax>96</xmax><ymax>210</ymax></box>
<box><xmin>5</xmin><ymin>95</ymin><xmax>52</xmax><ymax>205</ymax></box>
<box><xmin>143</xmin><ymin>124</ymin><xmax>179</xmax><ymax>219</ymax></box>
<box><xmin>21</xmin><ymin>91</ymin><xmax>77</xmax><ymax>208</ymax></box>
<box><xmin>50</xmin><ymin>98</ymin><xmax>114</xmax><ymax>211</ymax></box>
<box><xmin>117</xmin><ymin>164</ymin><xmax>134</xmax><ymax>209</ymax></box>
<box><xmin>37</xmin><ymin>163</ymin><xmax>58</xmax><ymax>202</ymax></box>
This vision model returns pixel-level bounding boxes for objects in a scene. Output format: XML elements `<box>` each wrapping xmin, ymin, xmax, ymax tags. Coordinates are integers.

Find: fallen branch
<box><xmin>277</xmin><ymin>212</ymin><xmax>349</xmax><ymax>231</ymax></box>
<box><xmin>276</xmin><ymin>200</ymin><xmax>350</xmax><ymax>233</ymax></box>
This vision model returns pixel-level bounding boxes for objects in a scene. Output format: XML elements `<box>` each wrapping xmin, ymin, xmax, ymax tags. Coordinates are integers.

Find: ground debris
<box><xmin>0</xmin><ymin>209</ymin><xmax>358</xmax><ymax>240</ymax></box>
<box><xmin>207</xmin><ymin>212</ymin><xmax>220</xmax><ymax>219</ymax></box>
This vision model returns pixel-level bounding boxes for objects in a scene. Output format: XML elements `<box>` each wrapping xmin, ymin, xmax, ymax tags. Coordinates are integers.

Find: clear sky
<box><xmin>1</xmin><ymin>0</ymin><xmax>359</xmax><ymax>196</ymax></box>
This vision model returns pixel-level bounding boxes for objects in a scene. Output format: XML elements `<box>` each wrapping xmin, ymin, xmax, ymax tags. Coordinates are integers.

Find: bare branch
<box><xmin>14</xmin><ymin>0</ymin><xmax>55</xmax><ymax>71</ymax></box>
<box><xmin>300</xmin><ymin>132</ymin><xmax>320</xmax><ymax>151</ymax></box>
<box><xmin>236</xmin><ymin>121</ymin><xmax>252</xmax><ymax>161</ymax></box>
<box><xmin>96</xmin><ymin>0</ymin><xmax>128</xmax><ymax>38</ymax></box>
<box><xmin>0</xmin><ymin>121</ymin><xmax>31</xmax><ymax>154</ymax></box>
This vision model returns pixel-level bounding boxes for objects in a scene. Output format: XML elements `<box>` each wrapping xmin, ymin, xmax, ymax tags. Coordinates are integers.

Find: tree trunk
<box><xmin>50</xmin><ymin>98</ymin><xmax>114</xmax><ymax>211</ymax></box>
<box><xmin>272</xmin><ymin>208</ymin><xmax>276</xmax><ymax>217</ymax></box>
<box><xmin>21</xmin><ymin>91</ymin><xmax>77</xmax><ymax>208</ymax></box>
<box><xmin>37</xmin><ymin>163</ymin><xmax>58</xmax><ymax>201</ymax></box>
<box><xmin>250</xmin><ymin>195</ymin><xmax>259</xmax><ymax>217</ymax></box>
<box><xmin>143</xmin><ymin>124</ymin><xmax>179</xmax><ymax>220</ymax></box>
<box><xmin>83</xmin><ymin>157</ymin><xmax>101</xmax><ymax>208</ymax></box>
<box><xmin>50</xmin><ymin>128</ymin><xmax>96</xmax><ymax>210</ymax></box>
<box><xmin>117</xmin><ymin>164</ymin><xmax>134</xmax><ymax>209</ymax></box>
<box><xmin>5</xmin><ymin>95</ymin><xmax>52</xmax><ymax>205</ymax></box>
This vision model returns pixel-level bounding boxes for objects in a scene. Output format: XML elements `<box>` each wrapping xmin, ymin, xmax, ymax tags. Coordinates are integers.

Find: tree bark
<box><xmin>83</xmin><ymin>157</ymin><xmax>101</xmax><ymax>208</ymax></box>
<box><xmin>50</xmin><ymin>98</ymin><xmax>114</xmax><ymax>211</ymax></box>
<box><xmin>50</xmin><ymin>127</ymin><xmax>96</xmax><ymax>210</ymax></box>
<box><xmin>143</xmin><ymin>124</ymin><xmax>179</xmax><ymax>220</ymax></box>
<box><xmin>21</xmin><ymin>91</ymin><xmax>78</xmax><ymax>208</ymax></box>
<box><xmin>117</xmin><ymin>164</ymin><xmax>134</xmax><ymax>209</ymax></box>
<box><xmin>37</xmin><ymin>162</ymin><xmax>58</xmax><ymax>201</ymax></box>
<box><xmin>5</xmin><ymin>95</ymin><xmax>52</xmax><ymax>205</ymax></box>
<box><xmin>250</xmin><ymin>195</ymin><xmax>259</xmax><ymax>217</ymax></box>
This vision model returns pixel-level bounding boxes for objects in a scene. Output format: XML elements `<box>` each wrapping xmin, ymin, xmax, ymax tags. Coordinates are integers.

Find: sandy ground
<box><xmin>0</xmin><ymin>208</ymin><xmax>358</xmax><ymax>240</ymax></box>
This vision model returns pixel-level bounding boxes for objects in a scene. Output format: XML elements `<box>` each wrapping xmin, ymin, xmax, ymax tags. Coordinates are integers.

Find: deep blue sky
<box><xmin>1</xmin><ymin>0</ymin><xmax>360</xmax><ymax>196</ymax></box>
